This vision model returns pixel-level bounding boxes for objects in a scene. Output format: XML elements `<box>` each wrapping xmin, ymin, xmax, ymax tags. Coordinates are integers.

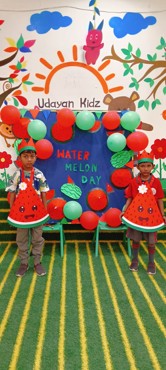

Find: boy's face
<box><xmin>19</xmin><ymin>150</ymin><xmax>36</xmax><ymax>170</ymax></box>
<box><xmin>137</xmin><ymin>162</ymin><xmax>154</xmax><ymax>178</ymax></box>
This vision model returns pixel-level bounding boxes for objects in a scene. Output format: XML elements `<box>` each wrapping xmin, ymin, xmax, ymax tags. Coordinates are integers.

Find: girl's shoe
<box><xmin>129</xmin><ymin>259</ymin><xmax>138</xmax><ymax>272</ymax></box>
<box><xmin>147</xmin><ymin>262</ymin><xmax>156</xmax><ymax>275</ymax></box>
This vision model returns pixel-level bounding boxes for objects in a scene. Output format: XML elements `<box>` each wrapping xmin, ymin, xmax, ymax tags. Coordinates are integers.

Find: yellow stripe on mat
<box><xmin>9</xmin><ymin>274</ymin><xmax>38</xmax><ymax>370</ymax></box>
<box><xmin>33</xmin><ymin>244</ymin><xmax>56</xmax><ymax>370</ymax></box>
<box><xmin>138</xmin><ymin>254</ymin><xmax>166</xmax><ymax>303</ymax></box>
<box><xmin>58</xmin><ymin>244</ymin><xmax>67</xmax><ymax>370</ymax></box>
<box><xmin>0</xmin><ymin>242</ymin><xmax>12</xmax><ymax>263</ymax></box>
<box><xmin>141</xmin><ymin>241</ymin><xmax>166</xmax><ymax>280</ymax></box>
<box><xmin>0</xmin><ymin>230</ymin><xmax>16</xmax><ymax>234</ymax></box>
<box><xmin>99</xmin><ymin>246</ymin><xmax>137</xmax><ymax>370</ymax></box>
<box><xmin>109</xmin><ymin>241</ymin><xmax>162</xmax><ymax>370</ymax></box>
<box><xmin>119</xmin><ymin>242</ymin><xmax>166</xmax><ymax>337</ymax></box>
<box><xmin>155</xmin><ymin>246</ymin><xmax>166</xmax><ymax>261</ymax></box>
<box><xmin>0</xmin><ymin>249</ymin><xmax>18</xmax><ymax>294</ymax></box>
<box><xmin>86</xmin><ymin>242</ymin><xmax>113</xmax><ymax>370</ymax></box>
<box><xmin>75</xmin><ymin>242</ymin><xmax>89</xmax><ymax>370</ymax></box>
<box><xmin>0</xmin><ymin>279</ymin><xmax>22</xmax><ymax>340</ymax></box>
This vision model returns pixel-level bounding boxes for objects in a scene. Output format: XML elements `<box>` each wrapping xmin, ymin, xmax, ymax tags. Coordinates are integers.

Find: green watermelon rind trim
<box><xmin>7</xmin><ymin>214</ymin><xmax>50</xmax><ymax>229</ymax></box>
<box><xmin>122</xmin><ymin>216</ymin><xmax>165</xmax><ymax>233</ymax></box>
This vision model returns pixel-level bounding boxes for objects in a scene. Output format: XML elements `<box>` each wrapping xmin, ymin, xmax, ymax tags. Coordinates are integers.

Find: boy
<box><xmin>6</xmin><ymin>138</ymin><xmax>49</xmax><ymax>277</ymax></box>
<box><xmin>121</xmin><ymin>150</ymin><xmax>166</xmax><ymax>275</ymax></box>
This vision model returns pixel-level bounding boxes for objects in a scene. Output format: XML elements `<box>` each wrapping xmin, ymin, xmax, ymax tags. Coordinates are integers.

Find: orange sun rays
<box><xmin>32</xmin><ymin>45</ymin><xmax>123</xmax><ymax>94</ymax></box>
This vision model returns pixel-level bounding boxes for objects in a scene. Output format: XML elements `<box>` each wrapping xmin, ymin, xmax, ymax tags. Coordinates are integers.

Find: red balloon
<box><xmin>105</xmin><ymin>208</ymin><xmax>122</xmax><ymax>227</ymax></box>
<box><xmin>89</xmin><ymin>120</ymin><xmax>101</xmax><ymax>133</ymax></box>
<box><xmin>126</xmin><ymin>131</ymin><xmax>149</xmax><ymax>151</ymax></box>
<box><xmin>80</xmin><ymin>211</ymin><xmax>99</xmax><ymax>230</ymax></box>
<box><xmin>35</xmin><ymin>139</ymin><xmax>54</xmax><ymax>159</ymax></box>
<box><xmin>12</xmin><ymin>119</ymin><xmax>30</xmax><ymax>139</ymax></box>
<box><xmin>20</xmin><ymin>117</ymin><xmax>31</xmax><ymax>128</ymax></box>
<box><xmin>102</xmin><ymin>111</ymin><xmax>120</xmax><ymax>130</ymax></box>
<box><xmin>1</xmin><ymin>105</ymin><xmax>21</xmax><ymax>125</ymax></box>
<box><xmin>47</xmin><ymin>198</ymin><xmax>66</xmax><ymax>220</ymax></box>
<box><xmin>57</xmin><ymin>108</ymin><xmax>76</xmax><ymax>127</ymax></box>
<box><xmin>52</xmin><ymin>122</ymin><xmax>73</xmax><ymax>142</ymax></box>
<box><xmin>111</xmin><ymin>169</ymin><xmax>133</xmax><ymax>188</ymax></box>
<box><xmin>87</xmin><ymin>188</ymin><xmax>108</xmax><ymax>211</ymax></box>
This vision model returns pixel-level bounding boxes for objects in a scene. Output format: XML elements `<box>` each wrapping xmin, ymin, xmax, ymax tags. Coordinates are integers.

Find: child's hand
<box><xmin>163</xmin><ymin>215</ymin><xmax>166</xmax><ymax>224</ymax></box>
<box><xmin>120</xmin><ymin>211</ymin><xmax>125</xmax><ymax>220</ymax></box>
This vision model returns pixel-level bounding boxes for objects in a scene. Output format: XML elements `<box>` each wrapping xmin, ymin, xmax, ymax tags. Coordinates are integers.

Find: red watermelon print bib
<box><xmin>7</xmin><ymin>168</ymin><xmax>49</xmax><ymax>228</ymax></box>
<box><xmin>122</xmin><ymin>182</ymin><xmax>165</xmax><ymax>232</ymax></box>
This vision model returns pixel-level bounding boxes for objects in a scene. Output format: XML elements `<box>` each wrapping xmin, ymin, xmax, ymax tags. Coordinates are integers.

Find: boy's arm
<box><xmin>9</xmin><ymin>192</ymin><xmax>16</xmax><ymax>208</ymax></box>
<box><xmin>157</xmin><ymin>199</ymin><xmax>166</xmax><ymax>223</ymax></box>
<box><xmin>41</xmin><ymin>192</ymin><xmax>47</xmax><ymax>209</ymax></box>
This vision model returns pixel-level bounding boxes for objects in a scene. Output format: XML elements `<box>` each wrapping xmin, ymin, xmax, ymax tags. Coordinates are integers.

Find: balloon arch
<box><xmin>1</xmin><ymin>105</ymin><xmax>149</xmax><ymax>230</ymax></box>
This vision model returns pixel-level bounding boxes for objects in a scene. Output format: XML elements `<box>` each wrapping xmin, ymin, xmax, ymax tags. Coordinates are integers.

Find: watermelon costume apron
<box><xmin>8</xmin><ymin>168</ymin><xmax>49</xmax><ymax>228</ymax></box>
<box><xmin>122</xmin><ymin>175</ymin><xmax>165</xmax><ymax>233</ymax></box>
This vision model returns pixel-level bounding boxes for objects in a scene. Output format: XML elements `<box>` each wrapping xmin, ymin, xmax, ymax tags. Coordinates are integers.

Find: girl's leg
<box><xmin>147</xmin><ymin>244</ymin><xmax>156</xmax><ymax>275</ymax></box>
<box><xmin>129</xmin><ymin>242</ymin><xmax>140</xmax><ymax>272</ymax></box>
<box><xmin>132</xmin><ymin>242</ymin><xmax>140</xmax><ymax>260</ymax></box>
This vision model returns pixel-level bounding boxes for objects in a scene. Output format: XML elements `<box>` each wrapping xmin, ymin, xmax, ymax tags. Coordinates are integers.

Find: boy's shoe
<box><xmin>16</xmin><ymin>264</ymin><xmax>29</xmax><ymax>277</ymax></box>
<box><xmin>34</xmin><ymin>263</ymin><xmax>46</xmax><ymax>276</ymax></box>
<box><xmin>147</xmin><ymin>262</ymin><xmax>156</xmax><ymax>275</ymax></box>
<box><xmin>129</xmin><ymin>259</ymin><xmax>139</xmax><ymax>272</ymax></box>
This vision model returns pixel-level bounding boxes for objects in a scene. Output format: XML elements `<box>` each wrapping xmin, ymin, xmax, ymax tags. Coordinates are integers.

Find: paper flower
<box><xmin>19</xmin><ymin>182</ymin><xmax>27</xmax><ymax>191</ymax></box>
<box><xmin>151</xmin><ymin>138</ymin><xmax>166</xmax><ymax>179</ymax></box>
<box><xmin>138</xmin><ymin>184</ymin><xmax>148</xmax><ymax>194</ymax></box>
<box><xmin>0</xmin><ymin>151</ymin><xmax>12</xmax><ymax>187</ymax></box>
<box><xmin>0</xmin><ymin>151</ymin><xmax>12</xmax><ymax>169</ymax></box>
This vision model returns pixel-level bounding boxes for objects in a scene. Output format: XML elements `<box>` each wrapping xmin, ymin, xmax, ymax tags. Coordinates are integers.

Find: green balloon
<box><xmin>76</xmin><ymin>111</ymin><xmax>95</xmax><ymax>130</ymax></box>
<box><xmin>63</xmin><ymin>201</ymin><xmax>82</xmax><ymax>220</ymax></box>
<box><xmin>107</xmin><ymin>133</ymin><xmax>126</xmax><ymax>152</ymax></box>
<box><xmin>120</xmin><ymin>111</ymin><xmax>140</xmax><ymax>132</ymax></box>
<box><xmin>28</xmin><ymin>119</ymin><xmax>47</xmax><ymax>140</ymax></box>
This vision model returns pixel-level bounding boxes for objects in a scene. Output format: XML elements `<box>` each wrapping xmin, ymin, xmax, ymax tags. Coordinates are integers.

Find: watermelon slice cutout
<box><xmin>61</xmin><ymin>177</ymin><xmax>82</xmax><ymax>199</ymax></box>
<box><xmin>122</xmin><ymin>182</ymin><xmax>165</xmax><ymax>232</ymax></box>
<box><xmin>7</xmin><ymin>181</ymin><xmax>49</xmax><ymax>229</ymax></box>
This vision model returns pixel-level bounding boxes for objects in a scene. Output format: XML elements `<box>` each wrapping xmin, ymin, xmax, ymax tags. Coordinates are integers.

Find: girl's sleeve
<box><xmin>124</xmin><ymin>183</ymin><xmax>132</xmax><ymax>198</ymax></box>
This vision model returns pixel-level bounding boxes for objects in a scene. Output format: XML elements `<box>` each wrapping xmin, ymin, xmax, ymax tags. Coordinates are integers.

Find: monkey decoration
<box><xmin>0</xmin><ymin>122</ymin><xmax>16</xmax><ymax>147</ymax></box>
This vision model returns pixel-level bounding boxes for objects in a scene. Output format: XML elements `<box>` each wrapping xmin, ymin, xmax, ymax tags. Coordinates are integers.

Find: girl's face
<box><xmin>137</xmin><ymin>162</ymin><xmax>154</xmax><ymax>178</ymax></box>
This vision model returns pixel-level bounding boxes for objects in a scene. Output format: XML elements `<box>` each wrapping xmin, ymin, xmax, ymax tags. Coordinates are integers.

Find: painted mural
<box><xmin>0</xmin><ymin>0</ymin><xmax>165</xmax><ymax>226</ymax></box>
